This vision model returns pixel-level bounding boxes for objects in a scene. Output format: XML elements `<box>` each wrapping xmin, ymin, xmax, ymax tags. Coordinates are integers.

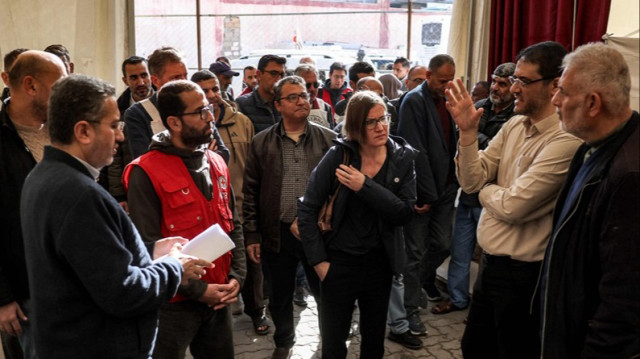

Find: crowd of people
<box><xmin>0</xmin><ymin>40</ymin><xmax>637</xmax><ymax>359</ymax></box>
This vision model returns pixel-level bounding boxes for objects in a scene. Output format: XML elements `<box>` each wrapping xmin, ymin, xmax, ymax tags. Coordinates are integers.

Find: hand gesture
<box><xmin>445</xmin><ymin>79</ymin><xmax>484</xmax><ymax>133</ymax></box>
<box><xmin>168</xmin><ymin>244</ymin><xmax>213</xmax><ymax>286</ymax></box>
<box><xmin>153</xmin><ymin>236</ymin><xmax>189</xmax><ymax>259</ymax></box>
<box><xmin>336</xmin><ymin>164</ymin><xmax>365</xmax><ymax>192</ymax></box>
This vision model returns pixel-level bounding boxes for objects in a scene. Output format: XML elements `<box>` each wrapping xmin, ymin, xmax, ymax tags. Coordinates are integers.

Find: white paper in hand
<box><xmin>181</xmin><ymin>223</ymin><xmax>235</xmax><ymax>262</ymax></box>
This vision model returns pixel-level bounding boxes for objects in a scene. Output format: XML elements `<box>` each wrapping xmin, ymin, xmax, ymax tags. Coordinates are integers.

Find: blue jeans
<box><xmin>447</xmin><ymin>203</ymin><xmax>482</xmax><ymax>308</ymax></box>
<box><xmin>387</xmin><ymin>274</ymin><xmax>409</xmax><ymax>334</ymax></box>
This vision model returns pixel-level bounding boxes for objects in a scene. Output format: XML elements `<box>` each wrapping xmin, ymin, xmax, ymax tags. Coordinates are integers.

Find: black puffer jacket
<box><xmin>298</xmin><ymin>136</ymin><xmax>417</xmax><ymax>275</ymax></box>
<box><xmin>236</xmin><ymin>89</ymin><xmax>281</xmax><ymax>134</ymax></box>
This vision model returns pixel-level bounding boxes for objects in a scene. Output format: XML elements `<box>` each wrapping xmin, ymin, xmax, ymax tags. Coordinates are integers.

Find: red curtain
<box><xmin>488</xmin><ymin>0</ymin><xmax>612</xmax><ymax>76</ymax></box>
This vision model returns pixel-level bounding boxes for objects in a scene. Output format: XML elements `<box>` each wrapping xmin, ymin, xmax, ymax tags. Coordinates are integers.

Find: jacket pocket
<box><xmin>160</xmin><ymin>179</ymin><xmax>201</xmax><ymax>232</ymax></box>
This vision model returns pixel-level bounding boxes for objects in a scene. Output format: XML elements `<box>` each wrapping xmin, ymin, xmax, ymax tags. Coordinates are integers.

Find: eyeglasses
<box><xmin>178</xmin><ymin>104</ymin><xmax>214</xmax><ymax>121</ymax></box>
<box><xmin>306</xmin><ymin>81</ymin><xmax>320</xmax><ymax>89</ymax></box>
<box><xmin>280</xmin><ymin>92</ymin><xmax>310</xmax><ymax>102</ymax></box>
<box><xmin>409</xmin><ymin>78</ymin><xmax>425</xmax><ymax>84</ymax></box>
<box><xmin>508</xmin><ymin>75</ymin><xmax>553</xmax><ymax>87</ymax></box>
<box><xmin>264</xmin><ymin>70</ymin><xmax>285</xmax><ymax>78</ymax></box>
<box><xmin>364</xmin><ymin>114</ymin><xmax>391</xmax><ymax>129</ymax></box>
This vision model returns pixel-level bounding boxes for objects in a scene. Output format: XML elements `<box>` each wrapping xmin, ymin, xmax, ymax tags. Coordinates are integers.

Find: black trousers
<box><xmin>461</xmin><ymin>253</ymin><xmax>541</xmax><ymax>359</ymax></box>
<box><xmin>262</xmin><ymin>223</ymin><xmax>321</xmax><ymax>349</ymax></box>
<box><xmin>319</xmin><ymin>249</ymin><xmax>393</xmax><ymax>359</ymax></box>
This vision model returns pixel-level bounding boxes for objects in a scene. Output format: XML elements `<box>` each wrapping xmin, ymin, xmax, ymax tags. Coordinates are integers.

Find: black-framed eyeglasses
<box><xmin>364</xmin><ymin>114</ymin><xmax>391</xmax><ymax>129</ymax></box>
<box><xmin>306</xmin><ymin>81</ymin><xmax>320</xmax><ymax>89</ymax></box>
<box><xmin>264</xmin><ymin>70</ymin><xmax>285</xmax><ymax>78</ymax></box>
<box><xmin>280</xmin><ymin>92</ymin><xmax>310</xmax><ymax>102</ymax></box>
<box><xmin>508</xmin><ymin>75</ymin><xmax>554</xmax><ymax>87</ymax></box>
<box><xmin>178</xmin><ymin>104</ymin><xmax>214</xmax><ymax>121</ymax></box>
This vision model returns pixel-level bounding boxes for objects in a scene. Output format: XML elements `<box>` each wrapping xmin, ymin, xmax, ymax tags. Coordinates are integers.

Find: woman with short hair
<box><xmin>298</xmin><ymin>91</ymin><xmax>417</xmax><ymax>358</ymax></box>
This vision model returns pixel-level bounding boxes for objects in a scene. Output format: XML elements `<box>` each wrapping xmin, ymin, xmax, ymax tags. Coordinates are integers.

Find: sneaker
<box><xmin>388</xmin><ymin>330</ymin><xmax>424</xmax><ymax>350</ymax></box>
<box><xmin>425</xmin><ymin>283</ymin><xmax>443</xmax><ymax>302</ymax></box>
<box><xmin>293</xmin><ymin>286</ymin><xmax>308</xmax><ymax>307</ymax></box>
<box><xmin>407</xmin><ymin>312</ymin><xmax>428</xmax><ymax>336</ymax></box>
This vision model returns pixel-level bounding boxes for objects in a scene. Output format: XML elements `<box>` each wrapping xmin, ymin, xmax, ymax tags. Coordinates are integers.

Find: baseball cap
<box><xmin>209</xmin><ymin>61</ymin><xmax>239</xmax><ymax>77</ymax></box>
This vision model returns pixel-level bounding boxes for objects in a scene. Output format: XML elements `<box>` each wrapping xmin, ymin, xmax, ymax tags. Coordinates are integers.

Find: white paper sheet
<box><xmin>153</xmin><ymin>223</ymin><xmax>235</xmax><ymax>263</ymax></box>
<box><xmin>181</xmin><ymin>223</ymin><xmax>235</xmax><ymax>262</ymax></box>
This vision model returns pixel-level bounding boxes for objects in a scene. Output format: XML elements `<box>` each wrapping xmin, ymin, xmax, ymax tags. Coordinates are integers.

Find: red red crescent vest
<box><xmin>123</xmin><ymin>150</ymin><xmax>234</xmax><ymax>303</ymax></box>
<box><xmin>319</xmin><ymin>86</ymin><xmax>353</xmax><ymax>115</ymax></box>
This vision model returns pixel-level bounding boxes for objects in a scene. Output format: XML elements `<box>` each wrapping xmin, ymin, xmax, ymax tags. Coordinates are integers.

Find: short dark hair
<box><xmin>44</xmin><ymin>44</ymin><xmax>71</xmax><ymax>62</ymax></box>
<box><xmin>348</xmin><ymin>61</ymin><xmax>375</xmax><ymax>84</ymax></box>
<box><xmin>49</xmin><ymin>75</ymin><xmax>115</xmax><ymax>145</ymax></box>
<box><xmin>475</xmin><ymin>80</ymin><xmax>490</xmax><ymax>91</ymax></box>
<box><xmin>394</xmin><ymin>57</ymin><xmax>410</xmax><ymax>68</ymax></box>
<box><xmin>157</xmin><ymin>80</ymin><xmax>200</xmax><ymax>129</ymax></box>
<box><xmin>516</xmin><ymin>41</ymin><xmax>568</xmax><ymax>79</ymax></box>
<box><xmin>243</xmin><ymin>65</ymin><xmax>256</xmax><ymax>76</ymax></box>
<box><xmin>147</xmin><ymin>47</ymin><xmax>184</xmax><ymax>77</ymax></box>
<box><xmin>121</xmin><ymin>56</ymin><xmax>147</xmax><ymax>77</ymax></box>
<box><xmin>257</xmin><ymin>55</ymin><xmax>286</xmax><ymax>72</ymax></box>
<box><xmin>343</xmin><ymin>91</ymin><xmax>385</xmax><ymax>143</ymax></box>
<box><xmin>190</xmin><ymin>69</ymin><xmax>217</xmax><ymax>83</ymax></box>
<box><xmin>273</xmin><ymin>75</ymin><xmax>306</xmax><ymax>102</ymax></box>
<box><xmin>329</xmin><ymin>62</ymin><xmax>347</xmax><ymax>75</ymax></box>
<box><xmin>3</xmin><ymin>48</ymin><xmax>28</xmax><ymax>71</ymax></box>
<box><xmin>427</xmin><ymin>54</ymin><xmax>455</xmax><ymax>72</ymax></box>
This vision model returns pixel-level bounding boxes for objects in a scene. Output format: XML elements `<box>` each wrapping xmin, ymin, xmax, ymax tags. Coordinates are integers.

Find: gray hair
<box><xmin>562</xmin><ymin>42</ymin><xmax>630</xmax><ymax>115</ymax></box>
<box><xmin>273</xmin><ymin>75</ymin><xmax>306</xmax><ymax>101</ymax></box>
<box><xmin>49</xmin><ymin>75</ymin><xmax>115</xmax><ymax>145</ymax></box>
<box><xmin>294</xmin><ymin>64</ymin><xmax>318</xmax><ymax>77</ymax></box>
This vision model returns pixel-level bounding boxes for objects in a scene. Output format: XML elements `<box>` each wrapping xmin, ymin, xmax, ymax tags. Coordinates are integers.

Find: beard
<box><xmin>181</xmin><ymin>122</ymin><xmax>213</xmax><ymax>148</ymax></box>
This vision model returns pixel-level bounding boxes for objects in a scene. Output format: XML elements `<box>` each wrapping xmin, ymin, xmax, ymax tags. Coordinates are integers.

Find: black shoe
<box><xmin>293</xmin><ymin>286</ymin><xmax>308</xmax><ymax>307</ymax></box>
<box><xmin>388</xmin><ymin>330</ymin><xmax>423</xmax><ymax>350</ymax></box>
<box><xmin>407</xmin><ymin>312</ymin><xmax>428</xmax><ymax>336</ymax></box>
<box><xmin>425</xmin><ymin>283</ymin><xmax>443</xmax><ymax>302</ymax></box>
<box><xmin>271</xmin><ymin>347</ymin><xmax>292</xmax><ymax>359</ymax></box>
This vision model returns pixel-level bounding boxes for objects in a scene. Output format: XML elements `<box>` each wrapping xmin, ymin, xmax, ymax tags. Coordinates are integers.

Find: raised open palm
<box><xmin>445</xmin><ymin>78</ymin><xmax>484</xmax><ymax>132</ymax></box>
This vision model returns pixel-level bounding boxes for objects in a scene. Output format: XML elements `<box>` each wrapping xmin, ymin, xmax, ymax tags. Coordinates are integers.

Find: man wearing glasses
<box><xmin>236</xmin><ymin>54</ymin><xmax>287</xmax><ymax>133</ymax></box>
<box><xmin>124</xmin><ymin>47</ymin><xmax>228</xmax><ymax>161</ymax></box>
<box><xmin>445</xmin><ymin>41</ymin><xmax>581</xmax><ymax>358</ymax></box>
<box><xmin>124</xmin><ymin>80</ymin><xmax>246</xmax><ymax>359</ymax></box>
<box><xmin>243</xmin><ymin>76</ymin><xmax>336</xmax><ymax>359</ymax></box>
<box><xmin>295</xmin><ymin>64</ymin><xmax>334</xmax><ymax>129</ymax></box>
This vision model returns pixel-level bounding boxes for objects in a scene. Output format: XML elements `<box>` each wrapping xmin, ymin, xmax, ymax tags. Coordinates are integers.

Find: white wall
<box><xmin>0</xmin><ymin>0</ymin><xmax>129</xmax><ymax>94</ymax></box>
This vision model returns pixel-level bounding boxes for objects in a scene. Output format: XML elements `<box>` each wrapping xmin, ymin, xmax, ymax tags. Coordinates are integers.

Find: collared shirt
<box><xmin>279</xmin><ymin>123</ymin><xmax>309</xmax><ymax>223</ymax></box>
<box><xmin>456</xmin><ymin>113</ymin><xmax>582</xmax><ymax>262</ymax></box>
<box><xmin>72</xmin><ymin>154</ymin><xmax>101</xmax><ymax>181</ymax></box>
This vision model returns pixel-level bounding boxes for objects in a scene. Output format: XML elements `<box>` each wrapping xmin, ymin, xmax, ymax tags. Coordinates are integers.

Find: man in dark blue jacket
<box><xmin>397</xmin><ymin>54</ymin><xmax>457</xmax><ymax>336</ymax></box>
<box><xmin>21</xmin><ymin>75</ymin><xmax>210</xmax><ymax>359</ymax></box>
<box><xmin>236</xmin><ymin>54</ymin><xmax>286</xmax><ymax>133</ymax></box>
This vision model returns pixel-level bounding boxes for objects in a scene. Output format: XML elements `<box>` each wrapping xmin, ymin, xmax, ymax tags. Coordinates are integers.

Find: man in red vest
<box><xmin>124</xmin><ymin>80</ymin><xmax>246</xmax><ymax>359</ymax></box>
